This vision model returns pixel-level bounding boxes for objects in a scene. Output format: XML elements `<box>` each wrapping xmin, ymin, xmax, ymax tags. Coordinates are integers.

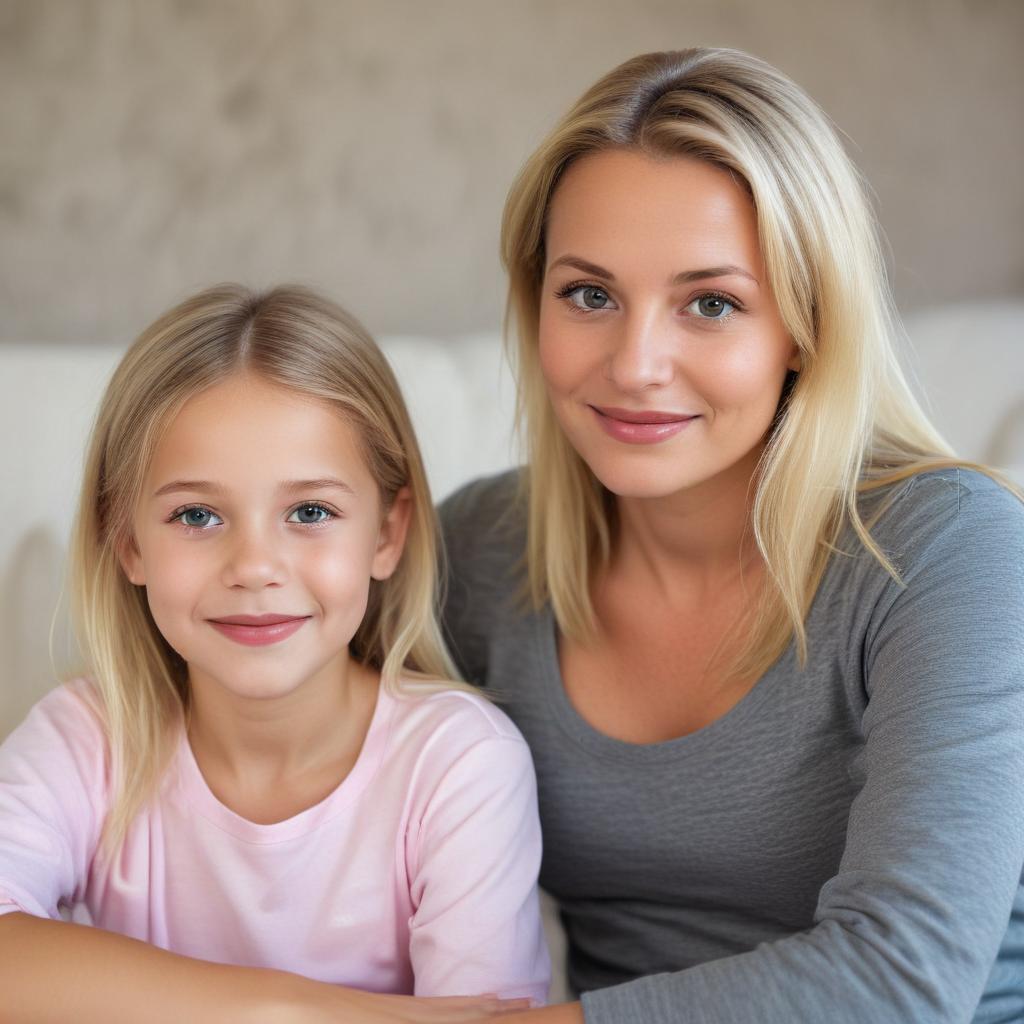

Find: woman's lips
<box><xmin>207</xmin><ymin>614</ymin><xmax>310</xmax><ymax>647</ymax></box>
<box><xmin>590</xmin><ymin>405</ymin><xmax>699</xmax><ymax>444</ymax></box>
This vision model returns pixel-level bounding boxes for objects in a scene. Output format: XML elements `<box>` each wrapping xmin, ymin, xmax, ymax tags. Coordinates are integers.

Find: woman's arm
<box><xmin>544</xmin><ymin>474</ymin><xmax>1024</xmax><ymax>1024</ymax></box>
<box><xmin>0</xmin><ymin>912</ymin><xmax>530</xmax><ymax>1023</ymax></box>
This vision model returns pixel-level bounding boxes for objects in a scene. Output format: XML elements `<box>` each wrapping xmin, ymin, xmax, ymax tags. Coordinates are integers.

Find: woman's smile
<box><xmin>590</xmin><ymin>405</ymin><xmax>701</xmax><ymax>444</ymax></box>
<box><xmin>538</xmin><ymin>148</ymin><xmax>800</xmax><ymax>504</ymax></box>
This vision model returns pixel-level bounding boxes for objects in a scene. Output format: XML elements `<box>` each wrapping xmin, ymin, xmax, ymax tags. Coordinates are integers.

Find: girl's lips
<box><xmin>207</xmin><ymin>616</ymin><xmax>310</xmax><ymax>647</ymax></box>
<box><xmin>590</xmin><ymin>406</ymin><xmax>699</xmax><ymax>444</ymax></box>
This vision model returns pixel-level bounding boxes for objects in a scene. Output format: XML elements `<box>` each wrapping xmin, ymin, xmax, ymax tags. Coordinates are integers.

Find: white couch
<box><xmin>2</xmin><ymin>303</ymin><xmax>1023</xmax><ymax>742</ymax></box>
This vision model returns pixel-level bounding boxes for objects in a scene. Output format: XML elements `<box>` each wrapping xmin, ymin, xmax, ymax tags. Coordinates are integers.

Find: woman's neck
<box><xmin>612</xmin><ymin>448</ymin><xmax>763</xmax><ymax>600</ymax></box>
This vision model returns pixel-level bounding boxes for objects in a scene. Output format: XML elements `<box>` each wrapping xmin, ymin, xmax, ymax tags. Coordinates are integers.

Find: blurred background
<box><xmin>2</xmin><ymin>0</ymin><xmax>1022</xmax><ymax>343</ymax></box>
<box><xmin>1</xmin><ymin>0</ymin><xmax>1023</xmax><ymax>737</ymax></box>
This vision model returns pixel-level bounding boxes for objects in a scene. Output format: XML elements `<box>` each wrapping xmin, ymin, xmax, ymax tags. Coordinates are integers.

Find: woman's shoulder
<box><xmin>867</xmin><ymin>466</ymin><xmax>1024</xmax><ymax>572</ymax></box>
<box><xmin>857</xmin><ymin>466</ymin><xmax>1024</xmax><ymax>564</ymax></box>
<box><xmin>438</xmin><ymin>469</ymin><xmax>529</xmax><ymax>624</ymax></box>
<box><xmin>439</xmin><ymin>468</ymin><xmax>526</xmax><ymax>543</ymax></box>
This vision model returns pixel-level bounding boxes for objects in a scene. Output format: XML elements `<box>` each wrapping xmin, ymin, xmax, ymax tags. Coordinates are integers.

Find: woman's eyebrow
<box><xmin>548</xmin><ymin>254</ymin><xmax>759</xmax><ymax>287</ymax></box>
<box><xmin>547</xmin><ymin>255</ymin><xmax>616</xmax><ymax>279</ymax></box>
<box><xmin>672</xmin><ymin>265</ymin><xmax>760</xmax><ymax>287</ymax></box>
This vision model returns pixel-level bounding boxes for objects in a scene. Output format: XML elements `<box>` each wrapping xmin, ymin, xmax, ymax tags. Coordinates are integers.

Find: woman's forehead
<box><xmin>544</xmin><ymin>149</ymin><xmax>762</xmax><ymax>280</ymax></box>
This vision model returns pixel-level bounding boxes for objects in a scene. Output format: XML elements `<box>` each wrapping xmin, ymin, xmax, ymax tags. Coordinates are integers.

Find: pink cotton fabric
<box><xmin>0</xmin><ymin>679</ymin><xmax>549</xmax><ymax>1003</ymax></box>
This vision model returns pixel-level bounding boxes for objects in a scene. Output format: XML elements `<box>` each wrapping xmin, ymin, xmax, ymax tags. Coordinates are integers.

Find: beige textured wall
<box><xmin>1</xmin><ymin>0</ymin><xmax>1022</xmax><ymax>344</ymax></box>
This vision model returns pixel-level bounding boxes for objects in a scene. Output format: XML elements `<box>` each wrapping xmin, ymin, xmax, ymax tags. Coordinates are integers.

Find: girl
<box><xmin>440</xmin><ymin>48</ymin><xmax>1024</xmax><ymax>1022</ymax></box>
<box><xmin>0</xmin><ymin>284</ymin><xmax>549</xmax><ymax>1022</ymax></box>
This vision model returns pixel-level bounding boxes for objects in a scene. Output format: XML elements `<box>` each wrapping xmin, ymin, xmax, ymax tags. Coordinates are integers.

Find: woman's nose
<box><xmin>220</xmin><ymin>524</ymin><xmax>287</xmax><ymax>590</ymax></box>
<box><xmin>604</xmin><ymin>308</ymin><xmax>676</xmax><ymax>392</ymax></box>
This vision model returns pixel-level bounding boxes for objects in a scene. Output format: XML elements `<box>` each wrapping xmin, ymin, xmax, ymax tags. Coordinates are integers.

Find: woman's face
<box><xmin>538</xmin><ymin>149</ymin><xmax>799</xmax><ymax>504</ymax></box>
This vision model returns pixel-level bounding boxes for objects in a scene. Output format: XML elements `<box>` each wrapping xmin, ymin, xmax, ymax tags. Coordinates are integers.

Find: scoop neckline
<box><xmin>534</xmin><ymin>604</ymin><xmax>791</xmax><ymax>765</ymax></box>
<box><xmin>174</xmin><ymin>681</ymin><xmax>395</xmax><ymax>843</ymax></box>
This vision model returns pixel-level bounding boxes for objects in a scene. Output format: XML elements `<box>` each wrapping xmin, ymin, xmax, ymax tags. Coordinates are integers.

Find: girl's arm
<box><xmin>0</xmin><ymin>911</ymin><xmax>529</xmax><ymax>1023</ymax></box>
<box><xmin>0</xmin><ymin>685</ymin><xmax>528</xmax><ymax>1022</ymax></box>
<box><xmin>407</xmin><ymin>727</ymin><xmax>550</xmax><ymax>1004</ymax></box>
<box><xmin>504</xmin><ymin>1005</ymin><xmax>583</xmax><ymax>1023</ymax></box>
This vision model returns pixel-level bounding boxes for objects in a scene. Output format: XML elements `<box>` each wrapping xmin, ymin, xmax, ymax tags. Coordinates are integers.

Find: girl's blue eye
<box><xmin>560</xmin><ymin>284</ymin><xmax>616</xmax><ymax>311</ymax></box>
<box><xmin>288</xmin><ymin>504</ymin><xmax>333</xmax><ymax>525</ymax></box>
<box><xmin>687</xmin><ymin>294</ymin><xmax>736</xmax><ymax>319</ymax></box>
<box><xmin>174</xmin><ymin>507</ymin><xmax>222</xmax><ymax>529</ymax></box>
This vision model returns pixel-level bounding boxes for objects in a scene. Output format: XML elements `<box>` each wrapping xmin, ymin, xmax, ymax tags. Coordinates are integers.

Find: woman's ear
<box><xmin>786</xmin><ymin>341</ymin><xmax>803</xmax><ymax>373</ymax></box>
<box><xmin>370</xmin><ymin>486</ymin><xmax>413</xmax><ymax>581</ymax></box>
<box><xmin>117</xmin><ymin>533</ymin><xmax>146</xmax><ymax>587</ymax></box>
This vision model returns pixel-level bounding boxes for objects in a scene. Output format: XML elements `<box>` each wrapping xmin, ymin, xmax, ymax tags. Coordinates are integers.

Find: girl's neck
<box><xmin>185</xmin><ymin>651</ymin><xmax>379</xmax><ymax>789</ymax></box>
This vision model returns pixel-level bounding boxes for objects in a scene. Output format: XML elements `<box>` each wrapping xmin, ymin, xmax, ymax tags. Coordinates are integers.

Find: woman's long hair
<box><xmin>70</xmin><ymin>284</ymin><xmax>464</xmax><ymax>844</ymax></box>
<box><xmin>501</xmin><ymin>47</ymin><xmax>1012</xmax><ymax>680</ymax></box>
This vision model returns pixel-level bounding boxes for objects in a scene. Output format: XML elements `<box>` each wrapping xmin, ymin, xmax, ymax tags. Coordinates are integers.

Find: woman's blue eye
<box><xmin>564</xmin><ymin>285</ymin><xmax>615</xmax><ymax>311</ymax></box>
<box><xmin>175</xmin><ymin>507</ymin><xmax>221</xmax><ymax>529</ymax></box>
<box><xmin>288</xmin><ymin>504</ymin><xmax>333</xmax><ymax>525</ymax></box>
<box><xmin>688</xmin><ymin>294</ymin><xmax>736</xmax><ymax>319</ymax></box>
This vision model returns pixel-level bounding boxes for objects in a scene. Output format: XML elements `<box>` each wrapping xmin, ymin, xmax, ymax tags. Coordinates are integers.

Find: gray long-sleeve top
<box><xmin>439</xmin><ymin>467</ymin><xmax>1024</xmax><ymax>1023</ymax></box>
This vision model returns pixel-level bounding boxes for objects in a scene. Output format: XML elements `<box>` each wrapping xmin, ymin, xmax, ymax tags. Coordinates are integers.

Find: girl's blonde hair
<box><xmin>70</xmin><ymin>284</ymin><xmax>464</xmax><ymax>843</ymax></box>
<box><xmin>501</xmin><ymin>47</ymin><xmax>1012</xmax><ymax>679</ymax></box>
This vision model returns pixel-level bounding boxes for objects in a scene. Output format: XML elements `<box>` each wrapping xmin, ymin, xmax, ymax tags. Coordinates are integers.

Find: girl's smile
<box><xmin>119</xmin><ymin>371</ymin><xmax>409</xmax><ymax>704</ymax></box>
<box><xmin>206</xmin><ymin>614</ymin><xmax>312</xmax><ymax>646</ymax></box>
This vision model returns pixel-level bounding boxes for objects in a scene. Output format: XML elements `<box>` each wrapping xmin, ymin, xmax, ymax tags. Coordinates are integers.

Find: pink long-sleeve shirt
<box><xmin>0</xmin><ymin>678</ymin><xmax>550</xmax><ymax>1002</ymax></box>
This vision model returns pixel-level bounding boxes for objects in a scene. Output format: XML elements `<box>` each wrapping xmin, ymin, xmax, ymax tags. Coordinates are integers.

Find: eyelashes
<box><xmin>552</xmin><ymin>279</ymin><xmax>745</xmax><ymax>321</ymax></box>
<box><xmin>167</xmin><ymin>501</ymin><xmax>339</xmax><ymax>534</ymax></box>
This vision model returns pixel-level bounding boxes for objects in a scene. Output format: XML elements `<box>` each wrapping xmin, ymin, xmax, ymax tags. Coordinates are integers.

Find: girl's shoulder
<box><xmin>5</xmin><ymin>678</ymin><xmax>108</xmax><ymax>755</ymax></box>
<box><xmin>0</xmin><ymin>678</ymin><xmax>112</xmax><ymax>848</ymax></box>
<box><xmin>388</xmin><ymin>680</ymin><xmax>527</xmax><ymax>750</ymax></box>
<box><xmin>384</xmin><ymin>683</ymin><xmax>538</xmax><ymax>828</ymax></box>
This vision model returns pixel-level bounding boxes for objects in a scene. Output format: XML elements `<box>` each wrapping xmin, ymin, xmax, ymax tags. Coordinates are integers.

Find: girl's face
<box><xmin>538</xmin><ymin>149</ymin><xmax>800</xmax><ymax>505</ymax></box>
<box><xmin>120</xmin><ymin>373</ymin><xmax>409</xmax><ymax>703</ymax></box>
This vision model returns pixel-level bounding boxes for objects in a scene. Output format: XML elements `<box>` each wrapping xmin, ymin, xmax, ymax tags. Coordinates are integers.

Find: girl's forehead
<box><xmin>143</xmin><ymin>375</ymin><xmax>377</xmax><ymax>499</ymax></box>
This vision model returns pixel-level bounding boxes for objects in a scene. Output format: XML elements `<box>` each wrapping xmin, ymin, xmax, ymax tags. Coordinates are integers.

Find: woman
<box><xmin>440</xmin><ymin>48</ymin><xmax>1024</xmax><ymax>1023</ymax></box>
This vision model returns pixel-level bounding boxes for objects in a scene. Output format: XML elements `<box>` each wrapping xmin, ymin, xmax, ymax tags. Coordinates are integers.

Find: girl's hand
<box><xmin>267</xmin><ymin>976</ymin><xmax>535</xmax><ymax>1023</ymax></box>
<box><xmin>340</xmin><ymin>990</ymin><xmax>535</xmax><ymax>1021</ymax></box>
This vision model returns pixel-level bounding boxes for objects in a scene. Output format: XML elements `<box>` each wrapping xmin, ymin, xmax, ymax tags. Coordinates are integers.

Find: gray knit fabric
<box><xmin>440</xmin><ymin>468</ymin><xmax>1024</xmax><ymax>1024</ymax></box>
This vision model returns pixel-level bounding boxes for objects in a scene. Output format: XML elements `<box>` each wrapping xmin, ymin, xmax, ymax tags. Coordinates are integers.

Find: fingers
<box><xmin>413</xmin><ymin>994</ymin><xmax>536</xmax><ymax>1020</ymax></box>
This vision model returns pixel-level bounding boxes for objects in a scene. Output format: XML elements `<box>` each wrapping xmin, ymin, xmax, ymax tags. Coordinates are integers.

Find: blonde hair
<box><xmin>70</xmin><ymin>284</ymin><xmax>465</xmax><ymax>842</ymax></box>
<box><xmin>501</xmin><ymin>47</ymin><xmax>1015</xmax><ymax>679</ymax></box>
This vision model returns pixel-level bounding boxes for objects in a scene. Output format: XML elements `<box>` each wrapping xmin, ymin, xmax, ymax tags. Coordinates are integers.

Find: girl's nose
<box><xmin>604</xmin><ymin>308</ymin><xmax>676</xmax><ymax>393</ymax></box>
<box><xmin>221</xmin><ymin>526</ymin><xmax>287</xmax><ymax>590</ymax></box>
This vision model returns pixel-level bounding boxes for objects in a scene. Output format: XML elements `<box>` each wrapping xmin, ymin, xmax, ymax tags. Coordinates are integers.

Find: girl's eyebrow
<box><xmin>547</xmin><ymin>254</ymin><xmax>759</xmax><ymax>287</ymax></box>
<box><xmin>152</xmin><ymin>480</ymin><xmax>221</xmax><ymax>498</ymax></box>
<box><xmin>151</xmin><ymin>478</ymin><xmax>356</xmax><ymax>499</ymax></box>
<box><xmin>282</xmin><ymin>478</ymin><xmax>356</xmax><ymax>495</ymax></box>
